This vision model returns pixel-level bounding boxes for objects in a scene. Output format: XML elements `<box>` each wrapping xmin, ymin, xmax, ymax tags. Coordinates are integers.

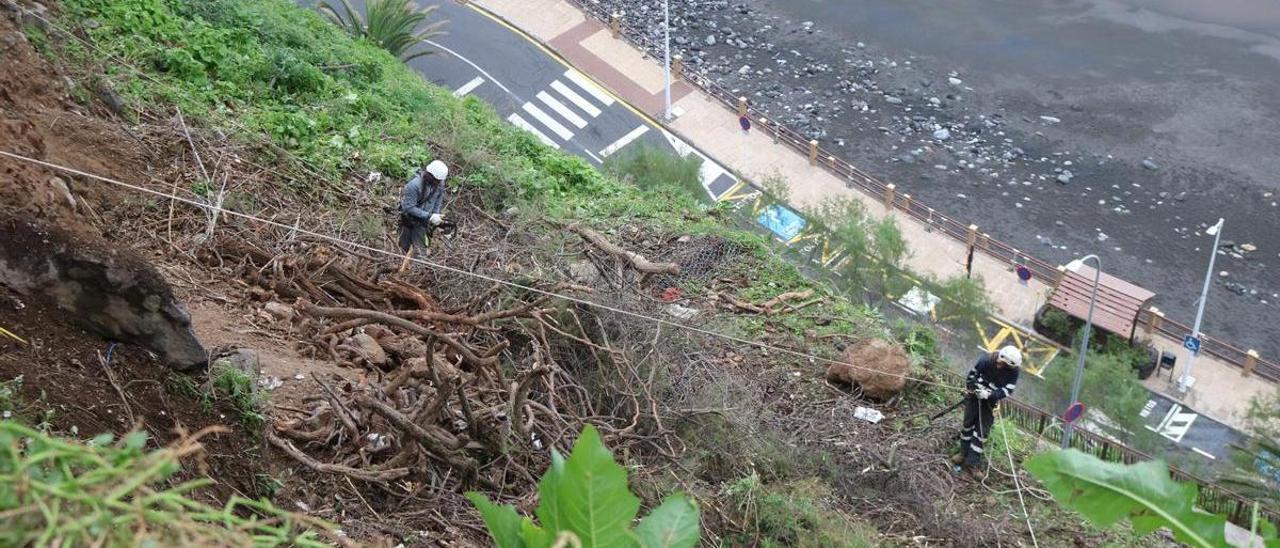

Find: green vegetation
<box><xmin>0</xmin><ymin>375</ymin><xmax>21</xmax><ymax>418</ymax></box>
<box><xmin>315</xmin><ymin>0</ymin><xmax>447</xmax><ymax>62</ymax></box>
<box><xmin>1035</xmin><ymin>351</ymin><xmax>1153</xmax><ymax>447</ymax></box>
<box><xmin>206</xmin><ymin>358</ymin><xmax>266</xmax><ymax>432</ymax></box>
<box><xmin>986</xmin><ymin>417</ymin><xmax>1036</xmax><ymax>459</ymax></box>
<box><xmin>724</xmin><ymin>474</ymin><xmax>879</xmax><ymax>548</ymax></box>
<box><xmin>604</xmin><ymin>144</ymin><xmax>706</xmax><ymax>203</ymax></box>
<box><xmin>0</xmin><ymin>422</ymin><xmax>329</xmax><ymax>546</ymax></box>
<box><xmin>1027</xmin><ymin>449</ymin><xmax>1279</xmax><ymax>548</ymax></box>
<box><xmin>467</xmin><ymin>425</ymin><xmax>700</xmax><ymax>548</ymax></box>
<box><xmin>1222</xmin><ymin>388</ymin><xmax>1280</xmax><ymax>507</ymax></box>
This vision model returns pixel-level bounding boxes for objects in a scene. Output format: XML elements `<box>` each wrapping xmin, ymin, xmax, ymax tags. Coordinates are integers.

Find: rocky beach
<box><xmin>598</xmin><ymin>0</ymin><xmax>1280</xmax><ymax>360</ymax></box>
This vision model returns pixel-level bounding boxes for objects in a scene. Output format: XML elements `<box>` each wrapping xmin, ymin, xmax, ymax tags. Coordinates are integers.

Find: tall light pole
<box><xmin>1061</xmin><ymin>254</ymin><xmax>1101</xmax><ymax>449</ymax></box>
<box><xmin>1178</xmin><ymin>218</ymin><xmax>1225</xmax><ymax>393</ymax></box>
<box><xmin>662</xmin><ymin>0</ymin><xmax>672</xmax><ymax>121</ymax></box>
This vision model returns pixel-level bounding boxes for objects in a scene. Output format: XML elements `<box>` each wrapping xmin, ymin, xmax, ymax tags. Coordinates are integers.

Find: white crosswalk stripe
<box><xmin>537</xmin><ymin>91</ymin><xmax>587</xmax><ymax>129</ymax></box>
<box><xmin>563</xmin><ymin>69</ymin><xmax>615</xmax><ymax>106</ymax></box>
<box><xmin>550</xmin><ymin>80</ymin><xmax>602</xmax><ymax>118</ymax></box>
<box><xmin>507</xmin><ymin>113</ymin><xmax>559</xmax><ymax>149</ymax></box>
<box><xmin>521</xmin><ymin>102</ymin><xmax>574</xmax><ymax>141</ymax></box>
<box><xmin>600</xmin><ymin>125</ymin><xmax>649</xmax><ymax>158</ymax></box>
<box><xmin>452</xmin><ymin>76</ymin><xmax>485</xmax><ymax>97</ymax></box>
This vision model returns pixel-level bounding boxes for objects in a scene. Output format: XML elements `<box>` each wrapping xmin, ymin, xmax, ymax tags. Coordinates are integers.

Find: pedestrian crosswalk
<box><xmin>506</xmin><ymin>70</ymin><xmax>614</xmax><ymax>151</ymax></box>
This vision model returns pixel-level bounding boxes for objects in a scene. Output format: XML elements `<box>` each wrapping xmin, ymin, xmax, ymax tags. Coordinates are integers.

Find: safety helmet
<box><xmin>997</xmin><ymin>345</ymin><xmax>1023</xmax><ymax>369</ymax></box>
<box><xmin>425</xmin><ymin>160</ymin><xmax>449</xmax><ymax>182</ymax></box>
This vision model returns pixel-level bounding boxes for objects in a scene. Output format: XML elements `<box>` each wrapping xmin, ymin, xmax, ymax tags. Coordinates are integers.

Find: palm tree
<box><xmin>316</xmin><ymin>0</ymin><xmax>447</xmax><ymax>62</ymax></box>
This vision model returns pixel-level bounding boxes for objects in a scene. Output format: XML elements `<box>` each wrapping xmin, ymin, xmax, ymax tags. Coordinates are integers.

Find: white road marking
<box><xmin>452</xmin><ymin>76</ymin><xmax>485</xmax><ymax>97</ymax></box>
<box><xmin>507</xmin><ymin>113</ymin><xmax>559</xmax><ymax>149</ymax></box>
<box><xmin>424</xmin><ymin>40</ymin><xmax>519</xmax><ymax>100</ymax></box>
<box><xmin>660</xmin><ymin>128</ymin><xmax>729</xmax><ymax>196</ymax></box>
<box><xmin>550</xmin><ymin>80</ymin><xmax>602</xmax><ymax>118</ymax></box>
<box><xmin>599</xmin><ymin>125</ymin><xmax>650</xmax><ymax>157</ymax></box>
<box><xmin>1192</xmin><ymin>447</ymin><xmax>1217</xmax><ymax>460</ymax></box>
<box><xmin>537</xmin><ymin>91</ymin><xmax>588</xmax><ymax>129</ymax></box>
<box><xmin>522</xmin><ymin>103</ymin><xmax>574</xmax><ymax>141</ymax></box>
<box><xmin>564</xmin><ymin>69</ymin><xmax>615</xmax><ymax>106</ymax></box>
<box><xmin>583</xmin><ymin>149</ymin><xmax>603</xmax><ymax>164</ymax></box>
<box><xmin>1145</xmin><ymin>404</ymin><xmax>1197</xmax><ymax>443</ymax></box>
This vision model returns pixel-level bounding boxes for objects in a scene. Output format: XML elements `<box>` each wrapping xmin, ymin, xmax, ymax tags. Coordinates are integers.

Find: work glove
<box><xmin>975</xmin><ymin>388</ymin><xmax>992</xmax><ymax>400</ymax></box>
<box><xmin>429</xmin><ymin>213</ymin><xmax>443</xmax><ymax>226</ymax></box>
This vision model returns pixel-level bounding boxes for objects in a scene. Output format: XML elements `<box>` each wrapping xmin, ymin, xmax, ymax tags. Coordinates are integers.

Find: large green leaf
<box><xmin>634</xmin><ymin>494</ymin><xmax>700</xmax><ymax>548</ymax></box>
<box><xmin>465</xmin><ymin>492</ymin><xmax>529</xmax><ymax>548</ymax></box>
<box><xmin>537</xmin><ymin>425</ymin><xmax>640</xmax><ymax>548</ymax></box>
<box><xmin>1025</xmin><ymin>450</ymin><xmax>1229</xmax><ymax>548</ymax></box>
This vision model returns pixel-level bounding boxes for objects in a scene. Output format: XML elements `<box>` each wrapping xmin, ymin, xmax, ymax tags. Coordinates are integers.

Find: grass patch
<box><xmin>0</xmin><ymin>421</ymin><xmax>328</xmax><ymax>546</ymax></box>
<box><xmin>725</xmin><ymin>474</ymin><xmax>880</xmax><ymax>548</ymax></box>
<box><xmin>206</xmin><ymin>358</ymin><xmax>266</xmax><ymax>432</ymax></box>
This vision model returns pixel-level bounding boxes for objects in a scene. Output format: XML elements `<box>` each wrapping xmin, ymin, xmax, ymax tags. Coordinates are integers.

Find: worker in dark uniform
<box><xmin>397</xmin><ymin>160</ymin><xmax>448</xmax><ymax>273</ymax></box>
<box><xmin>952</xmin><ymin>345</ymin><xmax>1022</xmax><ymax>473</ymax></box>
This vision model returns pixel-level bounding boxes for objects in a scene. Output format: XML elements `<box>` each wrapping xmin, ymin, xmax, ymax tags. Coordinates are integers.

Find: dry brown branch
<box><xmin>267</xmin><ymin>430</ymin><xmax>410</xmax><ymax>483</ymax></box>
<box><xmin>569</xmin><ymin>223</ymin><xmax>680</xmax><ymax>275</ymax></box>
<box><xmin>296</xmin><ymin>301</ymin><xmax>497</xmax><ymax>368</ymax></box>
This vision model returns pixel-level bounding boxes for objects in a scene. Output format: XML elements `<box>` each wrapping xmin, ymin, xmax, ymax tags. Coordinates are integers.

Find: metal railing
<box><xmin>558</xmin><ymin>0</ymin><xmax>1275</xmax><ymax>381</ymax></box>
<box><xmin>551</xmin><ymin>0</ymin><xmax>1280</xmax><ymax>529</ymax></box>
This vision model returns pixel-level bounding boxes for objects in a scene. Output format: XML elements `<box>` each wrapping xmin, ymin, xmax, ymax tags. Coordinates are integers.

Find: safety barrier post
<box><xmin>808</xmin><ymin>140</ymin><xmax>818</xmax><ymax>165</ymax></box>
<box><xmin>672</xmin><ymin>54</ymin><xmax>684</xmax><ymax>79</ymax></box>
<box><xmin>901</xmin><ymin>193</ymin><xmax>912</xmax><ymax>213</ymax></box>
<box><xmin>966</xmin><ymin>224</ymin><xmax>978</xmax><ymax>248</ymax></box>
<box><xmin>761</xmin><ymin>118</ymin><xmax>778</xmax><ymax>143</ymax></box>
<box><xmin>883</xmin><ymin>183</ymin><xmax>896</xmax><ymax>209</ymax></box>
<box><xmin>737</xmin><ymin>96</ymin><xmax>748</xmax><ymax>117</ymax></box>
<box><xmin>828</xmin><ymin>155</ymin><xmax>838</xmax><ymax>169</ymax></box>
<box><xmin>1146</xmin><ymin>307</ymin><xmax>1164</xmax><ymax>336</ymax></box>
<box><xmin>1243</xmin><ymin>349</ymin><xmax>1259</xmax><ymax>377</ymax></box>
<box><xmin>610</xmin><ymin>13</ymin><xmax>621</xmax><ymax>38</ymax></box>
<box><xmin>981</xmin><ymin>232</ymin><xmax>992</xmax><ymax>251</ymax></box>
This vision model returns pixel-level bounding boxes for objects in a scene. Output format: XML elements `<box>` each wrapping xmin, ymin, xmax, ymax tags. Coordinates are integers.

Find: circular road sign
<box><xmin>1016</xmin><ymin>264</ymin><xmax>1032</xmax><ymax>282</ymax></box>
<box><xmin>1062</xmin><ymin>402</ymin><xmax>1086</xmax><ymax>423</ymax></box>
<box><xmin>739</xmin><ymin>116</ymin><xmax>751</xmax><ymax>132</ymax></box>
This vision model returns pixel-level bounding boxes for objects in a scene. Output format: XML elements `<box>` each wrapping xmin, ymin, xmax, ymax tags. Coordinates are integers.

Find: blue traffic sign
<box><xmin>739</xmin><ymin>116</ymin><xmax>751</xmax><ymax>132</ymax></box>
<box><xmin>1183</xmin><ymin>335</ymin><xmax>1202</xmax><ymax>355</ymax></box>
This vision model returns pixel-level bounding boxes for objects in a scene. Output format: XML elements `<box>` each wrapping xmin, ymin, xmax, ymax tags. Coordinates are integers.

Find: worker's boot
<box><xmin>950</xmin><ymin>452</ymin><xmax>965</xmax><ymax>465</ymax></box>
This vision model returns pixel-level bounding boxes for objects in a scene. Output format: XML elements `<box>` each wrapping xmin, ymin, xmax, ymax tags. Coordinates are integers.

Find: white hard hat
<box><xmin>998</xmin><ymin>345</ymin><xmax>1023</xmax><ymax>368</ymax></box>
<box><xmin>425</xmin><ymin>160</ymin><xmax>449</xmax><ymax>182</ymax></box>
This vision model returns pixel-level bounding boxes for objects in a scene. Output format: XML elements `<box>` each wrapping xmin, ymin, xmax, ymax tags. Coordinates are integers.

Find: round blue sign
<box><xmin>1063</xmin><ymin>402</ymin><xmax>1086</xmax><ymax>423</ymax></box>
<box><xmin>1016</xmin><ymin>264</ymin><xmax>1032</xmax><ymax>281</ymax></box>
<box><xmin>739</xmin><ymin>116</ymin><xmax>751</xmax><ymax>132</ymax></box>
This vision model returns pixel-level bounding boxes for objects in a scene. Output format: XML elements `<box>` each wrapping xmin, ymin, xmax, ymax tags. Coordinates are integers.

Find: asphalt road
<box><xmin>402</xmin><ymin>1</ymin><xmax>738</xmax><ymax>198</ymax></box>
<box><xmin>341</xmin><ymin>0</ymin><xmax>1248</xmax><ymax>472</ymax></box>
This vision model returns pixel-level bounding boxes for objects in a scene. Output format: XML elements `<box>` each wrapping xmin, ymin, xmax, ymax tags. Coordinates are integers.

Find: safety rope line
<box><xmin>0</xmin><ymin>148</ymin><xmax>964</xmax><ymax>392</ymax></box>
<box><xmin>996</xmin><ymin>405</ymin><xmax>1041</xmax><ymax>547</ymax></box>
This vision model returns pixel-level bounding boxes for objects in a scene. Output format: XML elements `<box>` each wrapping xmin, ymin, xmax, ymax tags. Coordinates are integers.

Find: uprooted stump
<box><xmin>826</xmin><ymin>338</ymin><xmax>911</xmax><ymax>400</ymax></box>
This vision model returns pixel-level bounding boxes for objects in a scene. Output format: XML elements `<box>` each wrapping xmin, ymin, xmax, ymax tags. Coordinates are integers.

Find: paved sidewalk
<box><xmin>471</xmin><ymin>0</ymin><xmax>1271</xmax><ymax>431</ymax></box>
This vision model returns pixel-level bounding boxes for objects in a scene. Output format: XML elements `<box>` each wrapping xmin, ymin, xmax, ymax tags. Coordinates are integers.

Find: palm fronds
<box><xmin>314</xmin><ymin>0</ymin><xmax>447</xmax><ymax>61</ymax></box>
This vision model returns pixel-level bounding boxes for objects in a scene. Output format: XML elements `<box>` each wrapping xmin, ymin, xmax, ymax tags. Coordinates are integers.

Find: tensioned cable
<box><xmin>0</xmin><ymin>149</ymin><xmax>965</xmax><ymax>392</ymax></box>
<box><xmin>996</xmin><ymin>406</ymin><xmax>1042</xmax><ymax>547</ymax></box>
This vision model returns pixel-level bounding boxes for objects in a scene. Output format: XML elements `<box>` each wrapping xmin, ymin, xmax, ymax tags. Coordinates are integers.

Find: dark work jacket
<box><xmin>965</xmin><ymin>352</ymin><xmax>1019</xmax><ymax>402</ymax></box>
<box><xmin>399</xmin><ymin>170</ymin><xmax>446</xmax><ymax>224</ymax></box>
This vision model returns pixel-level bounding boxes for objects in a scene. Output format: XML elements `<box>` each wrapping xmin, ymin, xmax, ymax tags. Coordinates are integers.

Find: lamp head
<box><xmin>1205</xmin><ymin>218</ymin><xmax>1224</xmax><ymax>236</ymax></box>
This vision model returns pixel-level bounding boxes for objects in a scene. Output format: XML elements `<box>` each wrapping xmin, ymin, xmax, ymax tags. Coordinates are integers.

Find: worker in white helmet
<box><xmin>397</xmin><ymin>160</ymin><xmax>450</xmax><ymax>270</ymax></box>
<box><xmin>952</xmin><ymin>345</ymin><xmax>1022</xmax><ymax>473</ymax></box>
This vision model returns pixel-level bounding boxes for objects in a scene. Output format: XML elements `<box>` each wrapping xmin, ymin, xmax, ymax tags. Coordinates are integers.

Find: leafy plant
<box><xmin>724</xmin><ymin>474</ymin><xmax>879</xmax><ymax>548</ymax></box>
<box><xmin>0</xmin><ymin>422</ymin><xmax>330</xmax><ymax>546</ymax></box>
<box><xmin>207</xmin><ymin>359</ymin><xmax>266</xmax><ymax>432</ymax></box>
<box><xmin>315</xmin><ymin>0</ymin><xmax>446</xmax><ymax>61</ymax></box>
<box><xmin>1026</xmin><ymin>449</ymin><xmax>1279</xmax><ymax>548</ymax></box>
<box><xmin>603</xmin><ymin>144</ymin><xmax>706</xmax><ymax>203</ymax></box>
<box><xmin>467</xmin><ymin>425</ymin><xmax>700</xmax><ymax>548</ymax></box>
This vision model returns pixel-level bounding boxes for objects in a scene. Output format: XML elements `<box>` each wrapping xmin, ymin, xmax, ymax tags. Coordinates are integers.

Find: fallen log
<box><xmin>569</xmin><ymin>223</ymin><xmax>680</xmax><ymax>275</ymax></box>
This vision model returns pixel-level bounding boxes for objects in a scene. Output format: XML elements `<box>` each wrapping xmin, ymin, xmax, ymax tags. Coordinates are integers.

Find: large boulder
<box><xmin>826</xmin><ymin>338</ymin><xmax>911</xmax><ymax>400</ymax></box>
<box><xmin>0</xmin><ymin>218</ymin><xmax>207</xmax><ymax>370</ymax></box>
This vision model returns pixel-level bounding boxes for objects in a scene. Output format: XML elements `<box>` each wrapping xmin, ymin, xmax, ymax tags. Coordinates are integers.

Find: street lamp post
<box><xmin>1061</xmin><ymin>254</ymin><xmax>1101</xmax><ymax>449</ymax></box>
<box><xmin>662</xmin><ymin>0</ymin><xmax>672</xmax><ymax>121</ymax></box>
<box><xmin>1178</xmin><ymin>218</ymin><xmax>1225</xmax><ymax>393</ymax></box>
